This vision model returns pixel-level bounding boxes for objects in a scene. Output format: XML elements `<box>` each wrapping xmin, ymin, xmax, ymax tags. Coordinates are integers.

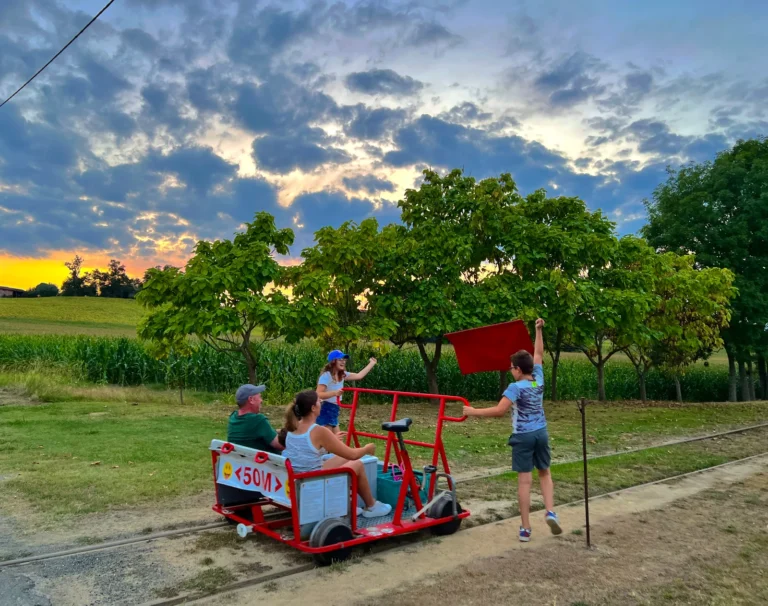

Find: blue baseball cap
<box><xmin>327</xmin><ymin>350</ymin><xmax>350</xmax><ymax>362</ymax></box>
<box><xmin>235</xmin><ymin>384</ymin><xmax>266</xmax><ymax>405</ymax></box>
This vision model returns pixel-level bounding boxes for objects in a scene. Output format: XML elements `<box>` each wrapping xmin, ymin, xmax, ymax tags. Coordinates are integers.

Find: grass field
<box><xmin>0</xmin><ymin>297</ymin><xmax>142</xmax><ymax>337</ymax></box>
<box><xmin>1</xmin><ymin>373</ymin><xmax>766</xmax><ymax>519</ymax></box>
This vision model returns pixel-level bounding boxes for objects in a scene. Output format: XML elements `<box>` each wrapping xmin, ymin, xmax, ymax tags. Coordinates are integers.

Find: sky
<box><xmin>1</xmin><ymin>0</ymin><xmax>767</xmax><ymax>289</ymax></box>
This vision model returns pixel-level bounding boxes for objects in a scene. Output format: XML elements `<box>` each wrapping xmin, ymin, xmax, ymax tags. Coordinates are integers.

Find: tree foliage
<box><xmin>366</xmin><ymin>169</ymin><xmax>521</xmax><ymax>395</ymax></box>
<box><xmin>137</xmin><ymin>212</ymin><xmax>333</xmax><ymax>384</ymax></box>
<box><xmin>625</xmin><ymin>254</ymin><xmax>736</xmax><ymax>402</ymax></box>
<box><xmin>90</xmin><ymin>260</ymin><xmax>141</xmax><ymax>298</ymax></box>
<box><xmin>60</xmin><ymin>255</ymin><xmax>97</xmax><ymax>297</ymax></box>
<box><xmin>283</xmin><ymin>218</ymin><xmax>390</xmax><ymax>350</ymax></box>
<box><xmin>643</xmin><ymin>138</ymin><xmax>768</xmax><ymax>400</ymax></box>
<box><xmin>25</xmin><ymin>283</ymin><xmax>59</xmax><ymax>297</ymax></box>
<box><xmin>500</xmin><ymin>192</ymin><xmax>617</xmax><ymax>399</ymax></box>
<box><xmin>571</xmin><ymin>236</ymin><xmax>657</xmax><ymax>401</ymax></box>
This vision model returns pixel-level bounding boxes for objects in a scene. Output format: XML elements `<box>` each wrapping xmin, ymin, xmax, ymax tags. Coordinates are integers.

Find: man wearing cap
<box><xmin>227</xmin><ymin>384</ymin><xmax>284</xmax><ymax>453</ymax></box>
<box><xmin>316</xmin><ymin>350</ymin><xmax>377</xmax><ymax>435</ymax></box>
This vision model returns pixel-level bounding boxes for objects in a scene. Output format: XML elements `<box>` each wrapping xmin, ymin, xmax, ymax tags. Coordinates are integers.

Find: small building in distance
<box><xmin>0</xmin><ymin>286</ymin><xmax>25</xmax><ymax>298</ymax></box>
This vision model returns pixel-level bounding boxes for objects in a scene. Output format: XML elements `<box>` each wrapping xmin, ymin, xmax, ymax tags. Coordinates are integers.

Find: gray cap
<box><xmin>235</xmin><ymin>384</ymin><xmax>266</xmax><ymax>405</ymax></box>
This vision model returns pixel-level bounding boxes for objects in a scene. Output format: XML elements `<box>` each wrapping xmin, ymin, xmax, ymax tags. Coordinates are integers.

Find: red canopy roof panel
<box><xmin>445</xmin><ymin>320</ymin><xmax>534</xmax><ymax>375</ymax></box>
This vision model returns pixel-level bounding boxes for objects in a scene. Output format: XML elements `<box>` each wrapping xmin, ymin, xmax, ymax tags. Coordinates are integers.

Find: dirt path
<box><xmin>207</xmin><ymin>455</ymin><xmax>768</xmax><ymax>606</ymax></box>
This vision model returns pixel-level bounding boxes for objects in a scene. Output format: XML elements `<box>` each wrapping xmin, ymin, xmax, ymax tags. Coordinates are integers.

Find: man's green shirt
<box><xmin>227</xmin><ymin>411</ymin><xmax>278</xmax><ymax>453</ymax></box>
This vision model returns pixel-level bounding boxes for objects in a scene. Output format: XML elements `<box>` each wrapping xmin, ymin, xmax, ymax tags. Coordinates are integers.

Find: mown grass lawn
<box><xmin>1</xmin><ymin>379</ymin><xmax>767</xmax><ymax>518</ymax></box>
<box><xmin>459</xmin><ymin>425</ymin><xmax>768</xmax><ymax>514</ymax></box>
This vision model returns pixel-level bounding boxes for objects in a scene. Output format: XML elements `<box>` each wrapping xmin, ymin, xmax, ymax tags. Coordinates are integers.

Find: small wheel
<box><xmin>309</xmin><ymin>518</ymin><xmax>354</xmax><ymax>566</ymax></box>
<box><xmin>236</xmin><ymin>523</ymin><xmax>252</xmax><ymax>538</ymax></box>
<box><xmin>427</xmin><ymin>494</ymin><xmax>463</xmax><ymax>536</ymax></box>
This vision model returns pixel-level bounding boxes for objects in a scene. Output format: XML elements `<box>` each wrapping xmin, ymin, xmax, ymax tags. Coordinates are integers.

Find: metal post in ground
<box><xmin>578</xmin><ymin>397</ymin><xmax>591</xmax><ymax>548</ymax></box>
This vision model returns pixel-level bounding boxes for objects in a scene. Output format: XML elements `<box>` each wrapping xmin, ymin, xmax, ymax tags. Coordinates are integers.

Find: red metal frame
<box><xmin>341</xmin><ymin>387</ymin><xmax>467</xmax><ymax>500</ymax></box>
<box><xmin>210</xmin><ymin>388</ymin><xmax>471</xmax><ymax>555</ymax></box>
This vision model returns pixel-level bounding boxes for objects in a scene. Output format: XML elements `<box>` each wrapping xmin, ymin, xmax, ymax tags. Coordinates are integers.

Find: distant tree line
<box><xmin>57</xmin><ymin>256</ymin><xmax>143</xmax><ymax>298</ymax></box>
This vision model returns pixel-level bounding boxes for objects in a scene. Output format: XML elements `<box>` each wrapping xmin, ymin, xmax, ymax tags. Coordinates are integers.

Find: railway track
<box><xmin>2</xmin><ymin>421</ymin><xmax>767</xmax><ymax>572</ymax></box>
<box><xmin>146</xmin><ymin>450</ymin><xmax>768</xmax><ymax>606</ymax></box>
<box><xmin>1</xmin><ymin>423</ymin><xmax>767</xmax><ymax>604</ymax></box>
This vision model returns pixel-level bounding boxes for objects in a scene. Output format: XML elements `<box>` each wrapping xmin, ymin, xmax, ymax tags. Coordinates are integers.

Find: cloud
<box><xmin>342</xmin><ymin>174</ymin><xmax>397</xmax><ymax>194</ymax></box>
<box><xmin>2</xmin><ymin>0</ymin><xmax>765</xmax><ymax>267</ymax></box>
<box><xmin>533</xmin><ymin>52</ymin><xmax>606</xmax><ymax>108</ymax></box>
<box><xmin>383</xmin><ymin>114</ymin><xmax>571</xmax><ymax>191</ymax></box>
<box><xmin>378</xmin><ymin>112</ymin><xmax>686</xmax><ymax>234</ymax></box>
<box><xmin>227</xmin><ymin>5</ymin><xmax>316</xmax><ymax>73</ymax></box>
<box><xmin>0</xmin><ymin>104</ymin><xmax>84</xmax><ymax>190</ymax></box>
<box><xmin>291</xmin><ymin>190</ymin><xmax>377</xmax><ymax>234</ymax></box>
<box><xmin>345</xmin><ymin>69</ymin><xmax>424</xmax><ymax>96</ymax></box>
<box><xmin>585</xmin><ymin>116</ymin><xmax>733</xmax><ymax>163</ymax></box>
<box><xmin>345</xmin><ymin>105</ymin><xmax>408</xmax><ymax>140</ymax></box>
<box><xmin>233</xmin><ymin>76</ymin><xmax>340</xmax><ymax>134</ymax></box>
<box><xmin>439</xmin><ymin>102</ymin><xmax>493</xmax><ymax>123</ymax></box>
<box><xmin>404</xmin><ymin>21</ymin><xmax>462</xmax><ymax>48</ymax></box>
<box><xmin>624</xmin><ymin>119</ymin><xmax>689</xmax><ymax>156</ymax></box>
<box><xmin>121</xmin><ymin>28</ymin><xmax>160</xmax><ymax>54</ymax></box>
<box><xmin>75</xmin><ymin>163</ymin><xmax>162</xmax><ymax>204</ymax></box>
<box><xmin>141</xmin><ymin>83</ymin><xmax>190</xmax><ymax>133</ymax></box>
<box><xmin>145</xmin><ymin>147</ymin><xmax>239</xmax><ymax>194</ymax></box>
<box><xmin>598</xmin><ymin>70</ymin><xmax>654</xmax><ymax>115</ymax></box>
<box><xmin>252</xmin><ymin>127</ymin><xmax>352</xmax><ymax>174</ymax></box>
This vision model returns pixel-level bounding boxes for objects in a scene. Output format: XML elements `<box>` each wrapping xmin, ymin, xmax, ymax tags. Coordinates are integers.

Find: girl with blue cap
<box><xmin>316</xmin><ymin>350</ymin><xmax>377</xmax><ymax>436</ymax></box>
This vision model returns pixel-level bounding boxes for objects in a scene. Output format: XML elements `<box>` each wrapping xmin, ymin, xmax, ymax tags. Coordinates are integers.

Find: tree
<box><xmin>572</xmin><ymin>236</ymin><xmax>656</xmax><ymax>401</ymax></box>
<box><xmin>501</xmin><ymin>192</ymin><xmax>617</xmax><ymax>400</ymax></box>
<box><xmin>625</xmin><ymin>254</ymin><xmax>735</xmax><ymax>402</ymax></box>
<box><xmin>138</xmin><ymin>212</ymin><xmax>333</xmax><ymax>384</ymax></box>
<box><xmin>369</xmin><ymin>224</ymin><xmax>479</xmax><ymax>396</ymax></box>
<box><xmin>368</xmin><ymin>169</ymin><xmax>517</xmax><ymax>396</ymax></box>
<box><xmin>94</xmin><ymin>260</ymin><xmax>140</xmax><ymax>298</ymax></box>
<box><xmin>60</xmin><ymin>255</ymin><xmax>97</xmax><ymax>297</ymax></box>
<box><xmin>284</xmin><ymin>218</ymin><xmax>393</xmax><ymax>350</ymax></box>
<box><xmin>25</xmin><ymin>283</ymin><xmax>59</xmax><ymax>297</ymax></box>
<box><xmin>643</xmin><ymin>138</ymin><xmax>768</xmax><ymax>401</ymax></box>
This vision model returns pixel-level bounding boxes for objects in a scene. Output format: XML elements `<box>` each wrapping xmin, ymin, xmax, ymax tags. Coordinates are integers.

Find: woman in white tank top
<box><xmin>282</xmin><ymin>390</ymin><xmax>392</xmax><ymax>518</ymax></box>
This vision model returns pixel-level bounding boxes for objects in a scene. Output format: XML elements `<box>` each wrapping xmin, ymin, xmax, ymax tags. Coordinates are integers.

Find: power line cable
<box><xmin>0</xmin><ymin>0</ymin><xmax>117</xmax><ymax>109</ymax></box>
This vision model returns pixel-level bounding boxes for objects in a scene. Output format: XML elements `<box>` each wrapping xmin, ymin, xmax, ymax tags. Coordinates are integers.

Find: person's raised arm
<box><xmin>463</xmin><ymin>396</ymin><xmax>514</xmax><ymax>418</ymax></box>
<box><xmin>534</xmin><ymin>318</ymin><xmax>545</xmax><ymax>366</ymax></box>
<box><xmin>345</xmin><ymin>357</ymin><xmax>377</xmax><ymax>381</ymax></box>
<box><xmin>315</xmin><ymin>425</ymin><xmax>375</xmax><ymax>459</ymax></box>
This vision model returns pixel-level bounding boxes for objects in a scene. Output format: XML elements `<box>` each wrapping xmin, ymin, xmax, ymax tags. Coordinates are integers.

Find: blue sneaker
<box><xmin>519</xmin><ymin>527</ymin><xmax>531</xmax><ymax>542</ymax></box>
<box><xmin>545</xmin><ymin>511</ymin><xmax>562</xmax><ymax>535</ymax></box>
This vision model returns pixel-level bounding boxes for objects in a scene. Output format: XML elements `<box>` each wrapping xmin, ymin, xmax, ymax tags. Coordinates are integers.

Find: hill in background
<box><xmin>0</xmin><ymin>298</ymin><xmax>142</xmax><ymax>338</ymax></box>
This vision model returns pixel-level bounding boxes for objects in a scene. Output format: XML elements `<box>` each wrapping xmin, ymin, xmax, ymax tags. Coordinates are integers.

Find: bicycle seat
<box><xmin>381</xmin><ymin>418</ymin><xmax>413</xmax><ymax>433</ymax></box>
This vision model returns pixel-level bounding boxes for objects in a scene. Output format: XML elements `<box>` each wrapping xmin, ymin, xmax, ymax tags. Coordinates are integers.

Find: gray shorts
<box><xmin>508</xmin><ymin>428</ymin><xmax>551</xmax><ymax>473</ymax></box>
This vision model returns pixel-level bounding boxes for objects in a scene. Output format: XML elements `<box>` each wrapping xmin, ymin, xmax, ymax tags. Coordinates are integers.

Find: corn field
<box><xmin>0</xmin><ymin>335</ymin><xmax>729</xmax><ymax>403</ymax></box>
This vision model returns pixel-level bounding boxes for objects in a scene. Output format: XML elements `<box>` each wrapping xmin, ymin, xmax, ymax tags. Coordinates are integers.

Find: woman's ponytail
<box><xmin>279</xmin><ymin>390</ymin><xmax>318</xmax><ymax>444</ymax></box>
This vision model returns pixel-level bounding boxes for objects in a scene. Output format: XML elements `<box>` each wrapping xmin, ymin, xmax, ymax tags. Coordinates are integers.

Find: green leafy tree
<box><xmin>25</xmin><ymin>283</ymin><xmax>59</xmax><ymax>297</ymax></box>
<box><xmin>572</xmin><ymin>236</ymin><xmax>656</xmax><ymax>401</ymax></box>
<box><xmin>368</xmin><ymin>169</ymin><xmax>514</xmax><ymax>396</ymax></box>
<box><xmin>60</xmin><ymin>255</ymin><xmax>97</xmax><ymax>297</ymax></box>
<box><xmin>643</xmin><ymin>138</ymin><xmax>768</xmax><ymax>401</ymax></box>
<box><xmin>94</xmin><ymin>260</ymin><xmax>141</xmax><ymax>298</ymax></box>
<box><xmin>138</xmin><ymin>212</ymin><xmax>332</xmax><ymax>384</ymax></box>
<box><xmin>503</xmin><ymin>192</ymin><xmax>617</xmax><ymax>400</ymax></box>
<box><xmin>284</xmin><ymin>218</ymin><xmax>393</xmax><ymax>350</ymax></box>
<box><xmin>625</xmin><ymin>254</ymin><xmax>736</xmax><ymax>402</ymax></box>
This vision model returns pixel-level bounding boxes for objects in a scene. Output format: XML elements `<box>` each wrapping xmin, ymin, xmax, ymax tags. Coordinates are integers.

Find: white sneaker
<box><xmin>356</xmin><ymin>506</ymin><xmax>363</xmax><ymax>516</ymax></box>
<box><xmin>362</xmin><ymin>501</ymin><xmax>392</xmax><ymax>518</ymax></box>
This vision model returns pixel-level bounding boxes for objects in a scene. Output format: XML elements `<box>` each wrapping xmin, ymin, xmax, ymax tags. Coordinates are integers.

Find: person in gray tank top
<box><xmin>282</xmin><ymin>390</ymin><xmax>391</xmax><ymax>518</ymax></box>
